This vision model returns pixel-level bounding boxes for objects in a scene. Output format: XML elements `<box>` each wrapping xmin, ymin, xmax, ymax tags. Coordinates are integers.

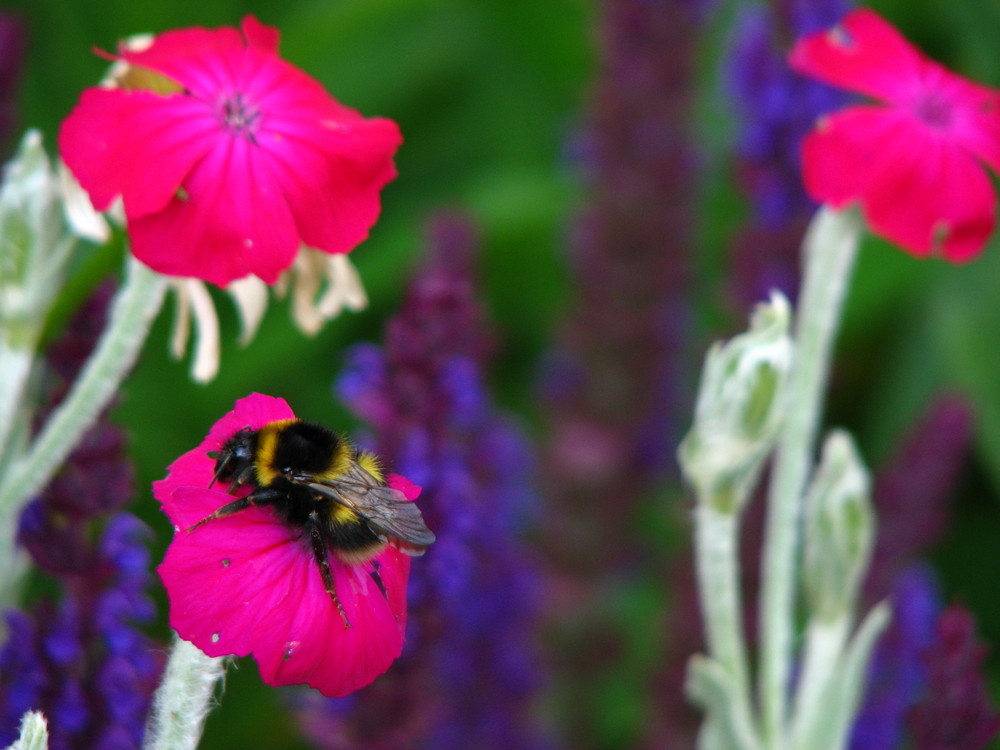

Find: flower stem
<box><xmin>757</xmin><ymin>206</ymin><xmax>862</xmax><ymax>747</ymax></box>
<box><xmin>0</xmin><ymin>257</ymin><xmax>167</xmax><ymax>610</ymax></box>
<box><xmin>787</xmin><ymin>613</ymin><xmax>850</xmax><ymax>745</ymax></box>
<box><xmin>143</xmin><ymin>635</ymin><xmax>226</xmax><ymax>750</ymax></box>
<box><xmin>694</xmin><ymin>503</ymin><xmax>756</xmax><ymax>738</ymax></box>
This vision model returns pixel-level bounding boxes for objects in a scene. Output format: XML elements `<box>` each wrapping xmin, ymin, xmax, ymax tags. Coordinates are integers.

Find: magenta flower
<box><xmin>790</xmin><ymin>8</ymin><xmax>1000</xmax><ymax>261</ymax></box>
<box><xmin>59</xmin><ymin>16</ymin><xmax>402</xmax><ymax>286</ymax></box>
<box><xmin>153</xmin><ymin>393</ymin><xmax>421</xmax><ymax>697</ymax></box>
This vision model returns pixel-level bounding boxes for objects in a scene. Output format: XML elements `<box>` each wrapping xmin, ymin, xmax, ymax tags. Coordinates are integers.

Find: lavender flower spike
<box><xmin>296</xmin><ymin>213</ymin><xmax>548</xmax><ymax>749</ymax></box>
<box><xmin>0</xmin><ymin>283</ymin><xmax>161</xmax><ymax>750</ymax></box>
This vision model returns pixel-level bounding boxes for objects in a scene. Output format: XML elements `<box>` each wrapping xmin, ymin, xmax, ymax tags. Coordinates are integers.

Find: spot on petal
<box><xmin>221</xmin><ymin>558</ymin><xmax>231</xmax><ymax>567</ymax></box>
<box><xmin>829</xmin><ymin>24</ymin><xmax>855</xmax><ymax>50</ymax></box>
<box><xmin>283</xmin><ymin>641</ymin><xmax>300</xmax><ymax>660</ymax></box>
<box><xmin>211</xmin><ymin>632</ymin><xmax>220</xmax><ymax>644</ymax></box>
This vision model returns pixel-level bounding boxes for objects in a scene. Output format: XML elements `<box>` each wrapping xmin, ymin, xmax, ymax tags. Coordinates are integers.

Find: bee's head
<box><xmin>209</xmin><ymin>427</ymin><xmax>257</xmax><ymax>486</ymax></box>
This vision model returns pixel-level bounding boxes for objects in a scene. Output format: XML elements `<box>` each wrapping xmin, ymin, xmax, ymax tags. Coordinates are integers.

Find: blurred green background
<box><xmin>4</xmin><ymin>0</ymin><xmax>1000</xmax><ymax>747</ymax></box>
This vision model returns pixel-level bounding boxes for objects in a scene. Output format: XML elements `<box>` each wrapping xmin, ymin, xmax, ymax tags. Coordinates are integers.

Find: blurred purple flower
<box><xmin>850</xmin><ymin>565</ymin><xmax>940</xmax><ymax>750</ymax></box>
<box><xmin>543</xmin><ymin>0</ymin><xmax>709</xmax><ymax>744</ymax></box>
<box><xmin>0</xmin><ymin>282</ymin><xmax>162</xmax><ymax>749</ymax></box>
<box><xmin>909</xmin><ymin>606</ymin><xmax>1000</xmax><ymax>750</ymax></box>
<box><xmin>849</xmin><ymin>395</ymin><xmax>998</xmax><ymax>748</ymax></box>
<box><xmin>864</xmin><ymin>395</ymin><xmax>972</xmax><ymax>600</ymax></box>
<box><xmin>296</xmin><ymin>214</ymin><xmax>548</xmax><ymax>749</ymax></box>
<box><xmin>725</xmin><ymin>0</ymin><xmax>851</xmax><ymax>307</ymax></box>
<box><xmin>0</xmin><ymin>12</ymin><xmax>25</xmax><ymax>155</ymax></box>
<box><xmin>544</xmin><ymin>0</ymin><xmax>703</xmax><ymax>540</ymax></box>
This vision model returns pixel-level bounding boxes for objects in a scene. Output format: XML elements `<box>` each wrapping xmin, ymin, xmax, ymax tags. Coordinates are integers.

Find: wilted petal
<box><xmin>226</xmin><ymin>275</ymin><xmax>269</xmax><ymax>345</ymax></box>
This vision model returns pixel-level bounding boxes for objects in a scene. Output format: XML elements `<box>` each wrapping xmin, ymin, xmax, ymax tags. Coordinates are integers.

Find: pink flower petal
<box><xmin>862</xmin><ymin>127</ymin><xmax>996</xmax><ymax>262</ymax></box>
<box><xmin>795</xmin><ymin>11</ymin><xmax>1000</xmax><ymax>261</ymax></box>
<box><xmin>260</xmin><ymin>116</ymin><xmax>402</xmax><ymax>256</ymax></box>
<box><xmin>128</xmin><ymin>136</ymin><xmax>300</xmax><ymax>285</ymax></box>
<box><xmin>159</xmin><ymin>509</ymin><xmax>295</xmax><ymax>659</ymax></box>
<box><xmin>386</xmin><ymin>473</ymin><xmax>421</xmax><ymax>501</ymax></box>
<box><xmin>159</xmin><ymin>493</ymin><xmax>410</xmax><ymax>697</ymax></box>
<box><xmin>804</xmin><ymin>106</ymin><xmax>996</xmax><ymax>261</ymax></box>
<box><xmin>239</xmin><ymin>15</ymin><xmax>280</xmax><ymax>55</ymax></box>
<box><xmin>932</xmin><ymin>71</ymin><xmax>1000</xmax><ymax>174</ymax></box>
<box><xmin>60</xmin><ymin>16</ymin><xmax>401</xmax><ymax>286</ymax></box>
<box><xmin>223</xmin><ymin>392</ymin><xmax>296</xmax><ymax>432</ymax></box>
<box><xmin>155</xmin><ymin>392</ymin><xmax>418</xmax><ymax>696</ymax></box>
<box><xmin>800</xmin><ymin>106</ymin><xmax>901</xmax><ymax>208</ymax></box>
<box><xmin>118</xmin><ymin>25</ymin><xmax>247</xmax><ymax>99</ymax></box>
<box><xmin>251</xmin><ymin>547</ymin><xmax>409</xmax><ymax>697</ymax></box>
<box><xmin>58</xmin><ymin>89</ymin><xmax>215</xmax><ymax>215</ymax></box>
<box><xmin>789</xmin><ymin>9</ymin><xmax>924</xmax><ymax>104</ymax></box>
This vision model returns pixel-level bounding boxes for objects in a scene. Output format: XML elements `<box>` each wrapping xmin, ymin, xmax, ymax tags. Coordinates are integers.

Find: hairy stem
<box><xmin>757</xmin><ymin>206</ymin><xmax>862</xmax><ymax>747</ymax></box>
<box><xmin>143</xmin><ymin>636</ymin><xmax>226</xmax><ymax>750</ymax></box>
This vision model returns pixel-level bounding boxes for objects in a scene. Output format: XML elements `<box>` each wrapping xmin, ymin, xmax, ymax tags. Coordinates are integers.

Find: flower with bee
<box><xmin>153</xmin><ymin>393</ymin><xmax>434</xmax><ymax>697</ymax></box>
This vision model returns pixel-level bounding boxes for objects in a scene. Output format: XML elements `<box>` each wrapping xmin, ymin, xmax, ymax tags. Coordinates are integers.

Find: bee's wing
<box><xmin>302</xmin><ymin>462</ymin><xmax>436</xmax><ymax>554</ymax></box>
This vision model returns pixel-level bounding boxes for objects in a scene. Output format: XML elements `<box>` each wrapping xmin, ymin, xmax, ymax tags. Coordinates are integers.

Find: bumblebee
<box><xmin>190</xmin><ymin>419</ymin><xmax>435</xmax><ymax>626</ymax></box>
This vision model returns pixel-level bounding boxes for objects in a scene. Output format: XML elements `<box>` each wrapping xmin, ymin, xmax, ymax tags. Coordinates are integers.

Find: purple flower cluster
<box><xmin>543</xmin><ymin>0</ymin><xmax>707</xmax><ymax>743</ymax></box>
<box><xmin>0</xmin><ymin>284</ymin><xmax>161</xmax><ymax>750</ymax></box>
<box><xmin>725</xmin><ymin>0</ymin><xmax>852</xmax><ymax>307</ymax></box>
<box><xmin>853</xmin><ymin>568</ymin><xmax>1000</xmax><ymax>750</ymax></box>
<box><xmin>909</xmin><ymin>606</ymin><xmax>1000</xmax><ymax>750</ymax></box>
<box><xmin>543</xmin><ymin>0</ymin><xmax>704</xmax><ymax>558</ymax></box>
<box><xmin>0</xmin><ymin>11</ymin><xmax>25</xmax><ymax>154</ymax></box>
<box><xmin>850</xmin><ymin>396</ymin><xmax>999</xmax><ymax>750</ymax></box>
<box><xmin>297</xmin><ymin>214</ymin><xmax>546</xmax><ymax>749</ymax></box>
<box><xmin>850</xmin><ymin>565</ymin><xmax>941</xmax><ymax>750</ymax></box>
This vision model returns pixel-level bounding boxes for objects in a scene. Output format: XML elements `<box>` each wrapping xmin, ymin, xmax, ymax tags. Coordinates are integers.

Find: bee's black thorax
<box><xmin>211</xmin><ymin>420</ymin><xmax>383</xmax><ymax>560</ymax></box>
<box><xmin>269</xmin><ymin>420</ymin><xmax>342</xmax><ymax>478</ymax></box>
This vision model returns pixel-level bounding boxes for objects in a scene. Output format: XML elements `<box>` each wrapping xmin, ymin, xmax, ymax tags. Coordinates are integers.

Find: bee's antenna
<box><xmin>208</xmin><ymin>449</ymin><xmax>231</xmax><ymax>489</ymax></box>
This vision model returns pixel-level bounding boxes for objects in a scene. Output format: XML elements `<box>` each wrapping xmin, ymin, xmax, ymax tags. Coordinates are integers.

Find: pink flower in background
<box><xmin>60</xmin><ymin>16</ymin><xmax>401</xmax><ymax>286</ymax></box>
<box><xmin>790</xmin><ymin>8</ymin><xmax>1000</xmax><ymax>262</ymax></box>
<box><xmin>154</xmin><ymin>393</ymin><xmax>421</xmax><ymax>697</ymax></box>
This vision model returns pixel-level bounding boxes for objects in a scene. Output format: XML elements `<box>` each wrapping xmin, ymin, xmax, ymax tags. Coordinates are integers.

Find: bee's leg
<box><xmin>308</xmin><ymin>514</ymin><xmax>350</xmax><ymax>628</ymax></box>
<box><xmin>187</xmin><ymin>487</ymin><xmax>283</xmax><ymax>531</ymax></box>
<box><xmin>369</xmin><ymin>562</ymin><xmax>389</xmax><ymax>601</ymax></box>
<box><xmin>225</xmin><ymin>463</ymin><xmax>257</xmax><ymax>494</ymax></box>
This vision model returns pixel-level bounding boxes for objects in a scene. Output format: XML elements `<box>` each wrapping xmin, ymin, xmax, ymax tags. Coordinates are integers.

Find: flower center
<box><xmin>218</xmin><ymin>92</ymin><xmax>261</xmax><ymax>138</ymax></box>
<box><xmin>913</xmin><ymin>92</ymin><xmax>953</xmax><ymax>130</ymax></box>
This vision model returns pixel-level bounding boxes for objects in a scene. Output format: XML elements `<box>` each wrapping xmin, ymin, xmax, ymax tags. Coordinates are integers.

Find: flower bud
<box><xmin>802</xmin><ymin>430</ymin><xmax>874</xmax><ymax>621</ymax></box>
<box><xmin>9</xmin><ymin>710</ymin><xmax>49</xmax><ymax>750</ymax></box>
<box><xmin>679</xmin><ymin>292</ymin><xmax>793</xmax><ymax>512</ymax></box>
<box><xmin>1</xmin><ymin>132</ymin><xmax>63</xmax><ymax>294</ymax></box>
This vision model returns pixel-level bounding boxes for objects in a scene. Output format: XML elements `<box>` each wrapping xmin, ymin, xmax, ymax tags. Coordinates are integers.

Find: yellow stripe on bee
<box><xmin>326</xmin><ymin>451</ymin><xmax>382</xmax><ymax>526</ymax></box>
<box><xmin>313</xmin><ymin>441</ymin><xmax>354</xmax><ymax>483</ymax></box>
<box><xmin>253</xmin><ymin>419</ymin><xmax>298</xmax><ymax>486</ymax></box>
<box><xmin>330</xmin><ymin>503</ymin><xmax>362</xmax><ymax>524</ymax></box>
<box><xmin>355</xmin><ymin>451</ymin><xmax>384</xmax><ymax>482</ymax></box>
